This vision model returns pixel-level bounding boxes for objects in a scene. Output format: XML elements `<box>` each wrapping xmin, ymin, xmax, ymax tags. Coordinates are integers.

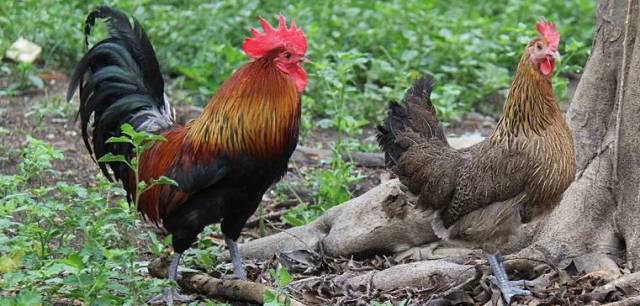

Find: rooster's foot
<box><xmin>147</xmin><ymin>288</ymin><xmax>192</xmax><ymax>305</ymax></box>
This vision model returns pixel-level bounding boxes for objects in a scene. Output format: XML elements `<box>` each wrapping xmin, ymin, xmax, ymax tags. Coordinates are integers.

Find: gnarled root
<box><xmin>230</xmin><ymin>179</ymin><xmax>438</xmax><ymax>261</ymax></box>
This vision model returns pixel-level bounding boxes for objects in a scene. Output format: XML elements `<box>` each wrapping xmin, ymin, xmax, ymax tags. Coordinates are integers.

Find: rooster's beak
<box><xmin>301</xmin><ymin>56</ymin><xmax>311</xmax><ymax>64</ymax></box>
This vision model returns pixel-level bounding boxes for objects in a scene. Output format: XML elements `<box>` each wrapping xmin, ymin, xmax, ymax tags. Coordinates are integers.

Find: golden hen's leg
<box><xmin>487</xmin><ymin>253</ymin><xmax>530</xmax><ymax>304</ymax></box>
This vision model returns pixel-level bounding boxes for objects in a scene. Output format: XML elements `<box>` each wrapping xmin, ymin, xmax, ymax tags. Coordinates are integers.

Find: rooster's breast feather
<box><xmin>137</xmin><ymin>128</ymin><xmax>229</xmax><ymax>224</ymax></box>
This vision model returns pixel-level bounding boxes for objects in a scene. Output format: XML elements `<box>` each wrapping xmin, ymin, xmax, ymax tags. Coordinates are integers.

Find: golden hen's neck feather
<box><xmin>490</xmin><ymin>51</ymin><xmax>561</xmax><ymax>145</ymax></box>
<box><xmin>186</xmin><ymin>56</ymin><xmax>300</xmax><ymax>158</ymax></box>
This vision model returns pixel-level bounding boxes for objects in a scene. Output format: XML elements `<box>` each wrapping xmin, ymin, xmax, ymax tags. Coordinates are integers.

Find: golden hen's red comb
<box><xmin>536</xmin><ymin>19</ymin><xmax>559</xmax><ymax>51</ymax></box>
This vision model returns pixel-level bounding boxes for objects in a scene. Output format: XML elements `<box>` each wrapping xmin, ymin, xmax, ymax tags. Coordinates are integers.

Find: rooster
<box><xmin>67</xmin><ymin>6</ymin><xmax>308</xmax><ymax>304</ymax></box>
<box><xmin>377</xmin><ymin>21</ymin><xmax>575</xmax><ymax>303</ymax></box>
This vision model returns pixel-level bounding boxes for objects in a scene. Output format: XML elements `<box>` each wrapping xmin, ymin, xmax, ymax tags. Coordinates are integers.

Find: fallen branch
<box><xmin>148</xmin><ymin>257</ymin><xmax>307</xmax><ymax>306</ymax></box>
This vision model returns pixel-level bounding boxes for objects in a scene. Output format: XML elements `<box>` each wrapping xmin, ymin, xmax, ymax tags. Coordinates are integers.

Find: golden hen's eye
<box><xmin>536</xmin><ymin>43</ymin><xmax>543</xmax><ymax>51</ymax></box>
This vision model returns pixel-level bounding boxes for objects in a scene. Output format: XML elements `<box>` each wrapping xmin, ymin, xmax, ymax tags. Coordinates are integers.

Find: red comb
<box><xmin>242</xmin><ymin>15</ymin><xmax>307</xmax><ymax>59</ymax></box>
<box><xmin>536</xmin><ymin>20</ymin><xmax>559</xmax><ymax>51</ymax></box>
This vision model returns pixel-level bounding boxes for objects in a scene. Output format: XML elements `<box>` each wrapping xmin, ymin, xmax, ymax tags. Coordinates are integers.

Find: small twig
<box><xmin>274</xmin><ymin>199</ymin><xmax>302</xmax><ymax>209</ymax></box>
<box><xmin>438</xmin><ymin>265</ymin><xmax>481</xmax><ymax>297</ymax></box>
<box><xmin>246</xmin><ymin>210</ymin><xmax>288</xmax><ymax>227</ymax></box>
<box><xmin>262</xmin><ymin>217</ymin><xmax>312</xmax><ymax>250</ymax></box>
<box><xmin>288</xmin><ymin>275</ymin><xmax>324</xmax><ymax>288</ymax></box>
<box><xmin>502</xmin><ymin>255</ymin><xmax>561</xmax><ymax>274</ymax></box>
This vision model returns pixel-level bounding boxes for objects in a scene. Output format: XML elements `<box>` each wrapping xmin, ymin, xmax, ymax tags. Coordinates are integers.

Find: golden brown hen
<box><xmin>377</xmin><ymin>20</ymin><xmax>575</xmax><ymax>303</ymax></box>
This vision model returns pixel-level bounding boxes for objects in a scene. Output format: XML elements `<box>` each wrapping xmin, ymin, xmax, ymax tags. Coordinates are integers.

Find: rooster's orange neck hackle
<box><xmin>185</xmin><ymin>15</ymin><xmax>307</xmax><ymax>158</ymax></box>
<box><xmin>186</xmin><ymin>54</ymin><xmax>300</xmax><ymax>158</ymax></box>
<box><xmin>491</xmin><ymin>20</ymin><xmax>561</xmax><ymax>145</ymax></box>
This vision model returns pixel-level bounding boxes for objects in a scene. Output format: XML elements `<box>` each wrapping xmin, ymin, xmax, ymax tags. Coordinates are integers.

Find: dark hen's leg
<box><xmin>148</xmin><ymin>252</ymin><xmax>192</xmax><ymax>305</ymax></box>
<box><xmin>487</xmin><ymin>253</ymin><xmax>530</xmax><ymax>304</ymax></box>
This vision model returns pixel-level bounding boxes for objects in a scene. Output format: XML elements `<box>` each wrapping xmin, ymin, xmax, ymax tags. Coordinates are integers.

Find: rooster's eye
<box><xmin>284</xmin><ymin>52</ymin><xmax>292</xmax><ymax>60</ymax></box>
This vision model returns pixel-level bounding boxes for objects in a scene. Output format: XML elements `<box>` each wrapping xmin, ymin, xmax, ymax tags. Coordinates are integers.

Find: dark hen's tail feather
<box><xmin>67</xmin><ymin>6</ymin><xmax>173</xmax><ymax>183</ymax></box>
<box><xmin>377</xmin><ymin>75</ymin><xmax>446</xmax><ymax>167</ymax></box>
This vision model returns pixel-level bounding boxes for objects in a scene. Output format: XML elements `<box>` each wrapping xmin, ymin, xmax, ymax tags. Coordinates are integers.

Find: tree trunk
<box><xmin>223</xmin><ymin>0</ymin><xmax>640</xmax><ymax>299</ymax></box>
<box><xmin>514</xmin><ymin>0</ymin><xmax>640</xmax><ymax>275</ymax></box>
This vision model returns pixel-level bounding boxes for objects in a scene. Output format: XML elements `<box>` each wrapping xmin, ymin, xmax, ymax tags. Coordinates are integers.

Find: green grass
<box><xmin>1</xmin><ymin>0</ymin><xmax>594</xmax><ymax>127</ymax></box>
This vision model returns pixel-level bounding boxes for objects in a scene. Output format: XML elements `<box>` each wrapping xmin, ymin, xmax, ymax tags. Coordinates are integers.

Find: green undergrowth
<box><xmin>0</xmin><ymin>135</ymin><xmax>223</xmax><ymax>305</ymax></box>
<box><xmin>0</xmin><ymin>136</ymin><xmax>165</xmax><ymax>304</ymax></box>
<box><xmin>2</xmin><ymin>0</ymin><xmax>594</xmax><ymax>130</ymax></box>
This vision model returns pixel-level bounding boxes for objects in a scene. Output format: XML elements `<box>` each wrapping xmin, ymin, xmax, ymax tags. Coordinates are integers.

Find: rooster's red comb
<box><xmin>242</xmin><ymin>15</ymin><xmax>307</xmax><ymax>59</ymax></box>
<box><xmin>536</xmin><ymin>19</ymin><xmax>559</xmax><ymax>51</ymax></box>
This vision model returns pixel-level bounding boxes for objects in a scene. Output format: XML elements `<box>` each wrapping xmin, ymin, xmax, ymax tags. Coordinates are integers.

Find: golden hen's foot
<box><xmin>487</xmin><ymin>253</ymin><xmax>531</xmax><ymax>305</ymax></box>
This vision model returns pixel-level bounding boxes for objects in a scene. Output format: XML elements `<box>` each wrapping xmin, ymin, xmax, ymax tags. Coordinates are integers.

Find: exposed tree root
<box><xmin>603</xmin><ymin>296</ymin><xmax>640</xmax><ymax>306</ymax></box>
<box><xmin>595</xmin><ymin>271</ymin><xmax>640</xmax><ymax>295</ymax></box>
<box><xmin>227</xmin><ymin>179</ymin><xmax>437</xmax><ymax>262</ymax></box>
<box><xmin>340</xmin><ymin>259</ymin><xmax>476</xmax><ymax>291</ymax></box>
<box><xmin>148</xmin><ymin>257</ymin><xmax>307</xmax><ymax>306</ymax></box>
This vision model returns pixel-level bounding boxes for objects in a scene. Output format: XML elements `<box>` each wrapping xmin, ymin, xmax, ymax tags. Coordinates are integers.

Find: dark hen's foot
<box><xmin>487</xmin><ymin>253</ymin><xmax>531</xmax><ymax>305</ymax></box>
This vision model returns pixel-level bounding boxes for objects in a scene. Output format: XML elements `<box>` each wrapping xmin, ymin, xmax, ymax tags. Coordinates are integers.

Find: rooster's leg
<box><xmin>148</xmin><ymin>252</ymin><xmax>192</xmax><ymax>305</ymax></box>
<box><xmin>225</xmin><ymin>236</ymin><xmax>247</xmax><ymax>280</ymax></box>
<box><xmin>487</xmin><ymin>253</ymin><xmax>530</xmax><ymax>305</ymax></box>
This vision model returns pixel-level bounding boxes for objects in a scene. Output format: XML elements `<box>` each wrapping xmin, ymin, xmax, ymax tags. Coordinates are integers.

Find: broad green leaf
<box><xmin>105</xmin><ymin>136</ymin><xmax>133</xmax><ymax>144</ymax></box>
<box><xmin>262</xmin><ymin>289</ymin><xmax>276</xmax><ymax>304</ymax></box>
<box><xmin>15</xmin><ymin>290</ymin><xmax>42</xmax><ymax>306</ymax></box>
<box><xmin>137</xmin><ymin>181</ymin><xmax>147</xmax><ymax>191</ymax></box>
<box><xmin>59</xmin><ymin>253</ymin><xmax>83</xmax><ymax>272</ymax></box>
<box><xmin>151</xmin><ymin>176</ymin><xmax>178</xmax><ymax>187</ymax></box>
<box><xmin>120</xmin><ymin>123</ymin><xmax>136</xmax><ymax>137</ymax></box>
<box><xmin>0</xmin><ymin>252</ymin><xmax>22</xmax><ymax>273</ymax></box>
<box><xmin>278</xmin><ymin>266</ymin><xmax>292</xmax><ymax>286</ymax></box>
<box><xmin>97</xmin><ymin>153</ymin><xmax>128</xmax><ymax>164</ymax></box>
